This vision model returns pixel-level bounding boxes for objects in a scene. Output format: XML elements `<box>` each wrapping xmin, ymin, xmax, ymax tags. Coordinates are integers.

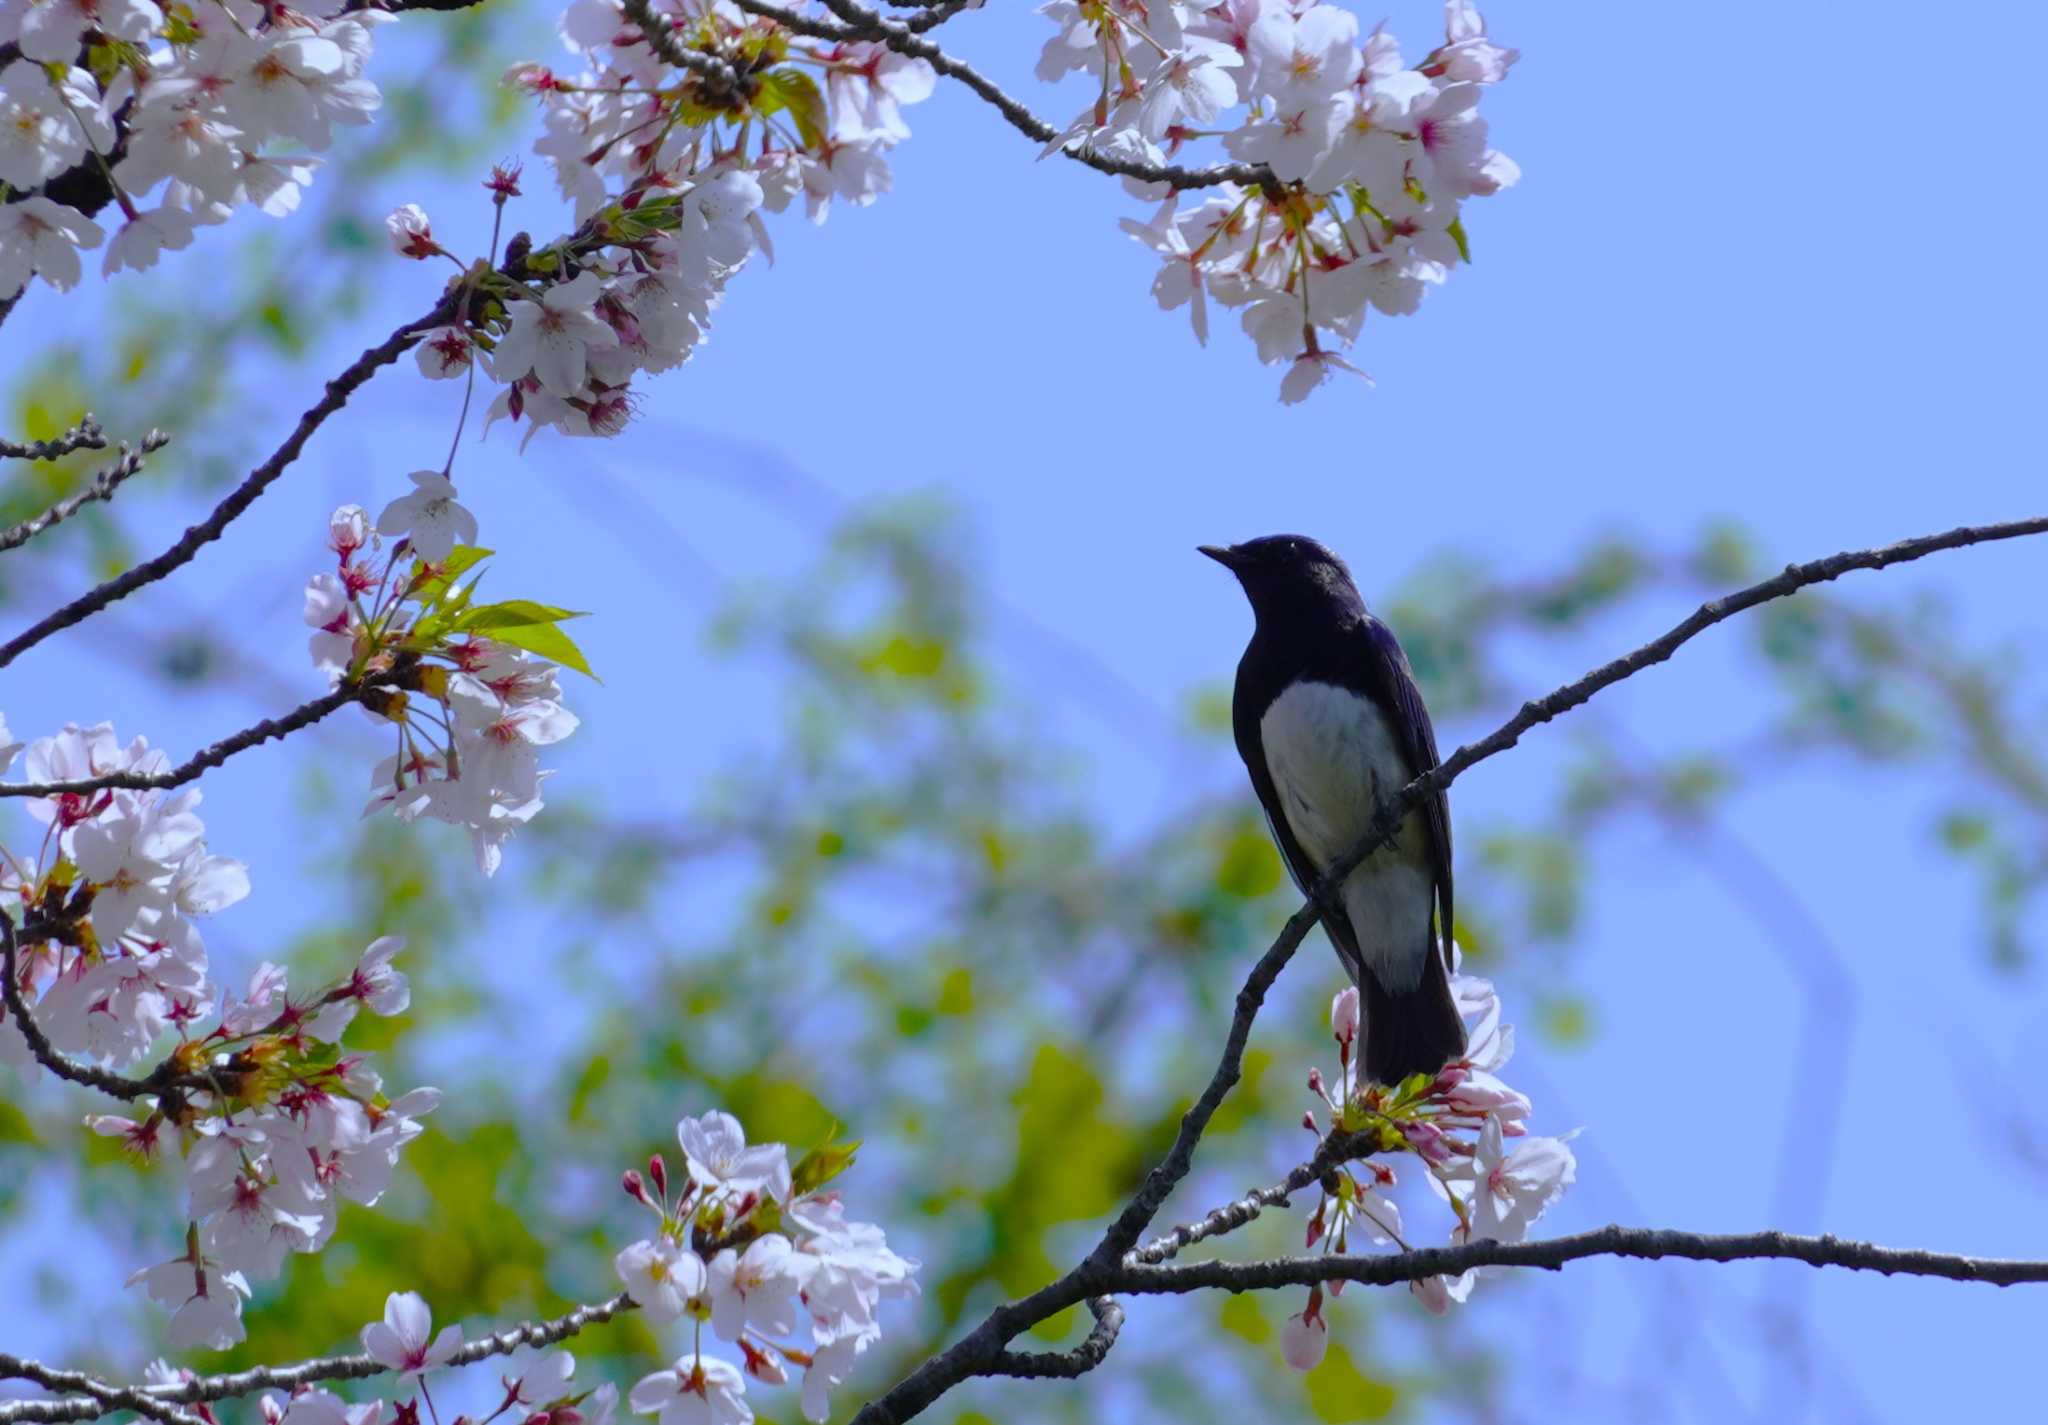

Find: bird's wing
<box><xmin>1357</xmin><ymin>615</ymin><xmax>1455</xmax><ymax>975</ymax></box>
<box><xmin>1232</xmin><ymin>679</ymin><xmax>1371</xmax><ymax>984</ymax></box>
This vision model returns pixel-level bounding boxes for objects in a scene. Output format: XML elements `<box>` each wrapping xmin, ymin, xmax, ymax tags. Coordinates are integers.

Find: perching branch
<box><xmin>1111</xmin><ymin>1227</ymin><xmax>2048</xmax><ymax>1295</ymax></box>
<box><xmin>0</xmin><ymin>1295</ymin><xmax>637</xmax><ymax>1425</ymax></box>
<box><xmin>729</xmin><ymin>0</ymin><xmax>1275</xmax><ymax>193</ymax></box>
<box><xmin>0</xmin><ymin>431</ymin><xmax>170</xmax><ymax>555</ymax></box>
<box><xmin>844</xmin><ymin>511</ymin><xmax>2048</xmax><ymax>1425</ymax></box>
<box><xmin>0</xmin><ymin>683</ymin><xmax>370</xmax><ymax>798</ymax></box>
<box><xmin>0</xmin><ymin>417</ymin><xmax>107</xmax><ymax>462</ymax></box>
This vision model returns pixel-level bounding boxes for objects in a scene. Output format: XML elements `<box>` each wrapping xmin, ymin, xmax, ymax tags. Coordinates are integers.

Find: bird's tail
<box><xmin>1359</xmin><ymin>944</ymin><xmax>1466</xmax><ymax>1088</ymax></box>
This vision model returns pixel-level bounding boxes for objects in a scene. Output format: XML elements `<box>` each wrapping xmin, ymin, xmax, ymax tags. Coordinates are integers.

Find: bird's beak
<box><xmin>1198</xmin><ymin>544</ymin><xmax>1241</xmax><ymax>571</ymax></box>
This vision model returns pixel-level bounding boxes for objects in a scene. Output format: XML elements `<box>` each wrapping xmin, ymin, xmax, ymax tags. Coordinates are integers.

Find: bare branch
<box><xmin>986</xmin><ymin>1297</ymin><xmax>1124</xmax><ymax>1380</ymax></box>
<box><xmin>731</xmin><ymin>0</ymin><xmax>1273</xmax><ymax>192</ymax></box>
<box><xmin>1127</xmin><ymin>1129</ymin><xmax>1373</xmax><ymax>1268</ymax></box>
<box><xmin>0</xmin><ymin>683</ymin><xmax>369</xmax><ymax>798</ymax></box>
<box><xmin>0</xmin><ymin>314</ymin><xmax>446</xmax><ymax>672</ymax></box>
<box><xmin>1112</xmin><ymin>1226</ymin><xmax>2048</xmax><ymax>1294</ymax></box>
<box><xmin>846</xmin><ymin>511</ymin><xmax>2048</xmax><ymax>1425</ymax></box>
<box><xmin>0</xmin><ymin>1357</ymin><xmax>207</xmax><ymax>1425</ymax></box>
<box><xmin>0</xmin><ymin>1295</ymin><xmax>637</xmax><ymax>1425</ymax></box>
<box><xmin>0</xmin><ymin>432</ymin><xmax>171</xmax><ymax>555</ymax></box>
<box><xmin>0</xmin><ymin>417</ymin><xmax>107</xmax><ymax>462</ymax></box>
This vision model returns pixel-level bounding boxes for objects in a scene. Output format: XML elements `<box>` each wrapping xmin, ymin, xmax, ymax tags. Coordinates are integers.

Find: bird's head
<box><xmin>1199</xmin><ymin>535</ymin><xmax>1361</xmax><ymax>619</ymax></box>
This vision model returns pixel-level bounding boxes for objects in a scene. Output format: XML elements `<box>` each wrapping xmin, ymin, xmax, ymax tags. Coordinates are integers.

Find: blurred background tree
<box><xmin>4</xmin><ymin>3</ymin><xmax>2044</xmax><ymax>1423</ymax></box>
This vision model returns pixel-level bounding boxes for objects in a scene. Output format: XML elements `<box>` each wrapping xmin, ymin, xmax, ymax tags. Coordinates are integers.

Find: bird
<box><xmin>1201</xmin><ymin>534</ymin><xmax>1465</xmax><ymax>1087</ymax></box>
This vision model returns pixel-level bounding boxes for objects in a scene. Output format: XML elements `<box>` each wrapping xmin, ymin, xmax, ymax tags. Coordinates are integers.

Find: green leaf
<box><xmin>1445</xmin><ymin>215</ymin><xmax>1471</xmax><ymax>264</ymax></box>
<box><xmin>456</xmin><ymin>598</ymin><xmax>587</xmax><ymax>631</ymax></box>
<box><xmin>489</xmin><ymin>619</ymin><xmax>597</xmax><ymax>678</ymax></box>
<box><xmin>757</xmin><ymin>70</ymin><xmax>828</xmax><ymax>149</ymax></box>
<box><xmin>791</xmin><ymin>1138</ymin><xmax>861</xmax><ymax>1196</ymax></box>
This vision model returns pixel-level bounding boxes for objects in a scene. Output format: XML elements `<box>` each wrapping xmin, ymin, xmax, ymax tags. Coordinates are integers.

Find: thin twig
<box><xmin>0</xmin><ymin>317</ymin><xmax>446</xmax><ymax>672</ymax></box>
<box><xmin>0</xmin><ymin>683</ymin><xmax>369</xmax><ymax>798</ymax></box>
<box><xmin>0</xmin><ymin>432</ymin><xmax>170</xmax><ymax>554</ymax></box>
<box><xmin>0</xmin><ymin>417</ymin><xmax>106</xmax><ymax>462</ymax></box>
<box><xmin>845</xmin><ymin>512</ymin><xmax>2048</xmax><ymax>1425</ymax></box>
<box><xmin>732</xmin><ymin>0</ymin><xmax>1272</xmax><ymax>191</ymax></box>
<box><xmin>0</xmin><ymin>1296</ymin><xmax>636</xmax><ymax>1425</ymax></box>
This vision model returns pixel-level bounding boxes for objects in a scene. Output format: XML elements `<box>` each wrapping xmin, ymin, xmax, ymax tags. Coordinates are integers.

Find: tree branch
<box><xmin>846</xmin><ymin>511</ymin><xmax>2048</xmax><ymax>1425</ymax></box>
<box><xmin>731</xmin><ymin>0</ymin><xmax>1273</xmax><ymax>192</ymax></box>
<box><xmin>0</xmin><ymin>1295</ymin><xmax>636</xmax><ymax>1425</ymax></box>
<box><xmin>1112</xmin><ymin>1226</ymin><xmax>2048</xmax><ymax>1294</ymax></box>
<box><xmin>0</xmin><ymin>432</ymin><xmax>170</xmax><ymax>555</ymax></box>
<box><xmin>0</xmin><ymin>417</ymin><xmax>107</xmax><ymax>462</ymax></box>
<box><xmin>0</xmin><ymin>919</ymin><xmax>223</xmax><ymax>1104</ymax></box>
<box><xmin>0</xmin><ymin>313</ymin><xmax>450</xmax><ymax>672</ymax></box>
<box><xmin>0</xmin><ymin>683</ymin><xmax>369</xmax><ymax>798</ymax></box>
<box><xmin>617</xmin><ymin>0</ymin><xmax>747</xmax><ymax>96</ymax></box>
<box><xmin>0</xmin><ymin>1357</ymin><xmax>206</xmax><ymax>1425</ymax></box>
<box><xmin>986</xmin><ymin>1297</ymin><xmax>1124</xmax><ymax>1380</ymax></box>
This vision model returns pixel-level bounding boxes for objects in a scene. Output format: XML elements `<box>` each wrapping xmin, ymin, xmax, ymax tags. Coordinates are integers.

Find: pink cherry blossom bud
<box><xmin>622</xmin><ymin>1169</ymin><xmax>650</xmax><ymax>1205</ymax></box>
<box><xmin>329</xmin><ymin>505</ymin><xmax>369</xmax><ymax>559</ymax></box>
<box><xmin>385</xmin><ymin>204</ymin><xmax>439</xmax><ymax>260</ymax></box>
<box><xmin>1301</xmin><ymin>1110</ymin><xmax>1318</xmax><ymax>1133</ymax></box>
<box><xmin>1410</xmin><ymin>1275</ymin><xmax>1454</xmax><ymax>1316</ymax></box>
<box><xmin>1431</xmin><ymin>1064</ymin><xmax>1469</xmax><ymax>1096</ymax></box>
<box><xmin>1401</xmin><ymin>1120</ymin><xmax>1452</xmax><ymax>1164</ymax></box>
<box><xmin>1280</xmin><ymin>1296</ymin><xmax>1327</xmax><ymax>1371</ymax></box>
<box><xmin>1306</xmin><ymin>1066</ymin><xmax>1325</xmax><ymax>1096</ymax></box>
<box><xmin>1305</xmin><ymin>1201</ymin><xmax>1325</xmax><ymax>1249</ymax></box>
<box><xmin>647</xmin><ymin>1154</ymin><xmax>667</xmax><ymax>1200</ymax></box>
<box><xmin>1330</xmin><ymin>987</ymin><xmax>1359</xmax><ymax>1055</ymax></box>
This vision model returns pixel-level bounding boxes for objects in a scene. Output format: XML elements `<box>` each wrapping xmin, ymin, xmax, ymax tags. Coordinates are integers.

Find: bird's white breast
<box><xmin>1259</xmin><ymin>679</ymin><xmax>1434</xmax><ymax>990</ymax></box>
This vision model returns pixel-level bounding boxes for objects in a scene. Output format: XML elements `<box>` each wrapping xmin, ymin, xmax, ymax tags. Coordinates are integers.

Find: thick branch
<box><xmin>846</xmin><ymin>511</ymin><xmax>2048</xmax><ymax>1425</ymax></box>
<box><xmin>0</xmin><ymin>432</ymin><xmax>170</xmax><ymax>555</ymax></box>
<box><xmin>0</xmin><ymin>684</ymin><xmax>369</xmax><ymax>798</ymax></box>
<box><xmin>0</xmin><ymin>1295</ymin><xmax>636</xmax><ymax>1425</ymax></box>
<box><xmin>0</xmin><ymin>417</ymin><xmax>106</xmax><ymax>462</ymax></box>
<box><xmin>617</xmin><ymin>0</ymin><xmax>747</xmax><ymax>94</ymax></box>
<box><xmin>732</xmin><ymin>0</ymin><xmax>1272</xmax><ymax>192</ymax></box>
<box><xmin>0</xmin><ymin>1358</ymin><xmax>205</xmax><ymax>1425</ymax></box>
<box><xmin>1112</xmin><ymin>1226</ymin><xmax>2048</xmax><ymax>1294</ymax></box>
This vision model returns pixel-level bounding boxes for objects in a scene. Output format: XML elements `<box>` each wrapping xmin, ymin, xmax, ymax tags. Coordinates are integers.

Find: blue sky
<box><xmin>5</xmin><ymin>1</ymin><xmax>2047</xmax><ymax>1420</ymax></box>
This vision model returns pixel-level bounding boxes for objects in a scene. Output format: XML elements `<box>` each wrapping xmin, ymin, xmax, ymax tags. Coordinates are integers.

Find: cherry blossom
<box><xmin>376</xmin><ymin>471</ymin><xmax>478</xmax><ymax>562</ymax></box>
<box><xmin>361</xmin><ymin>1291</ymin><xmax>464</xmax><ymax>1376</ymax></box>
<box><xmin>629</xmin><ymin>1355</ymin><xmax>751</xmax><ymax>1425</ymax></box>
<box><xmin>677</xmin><ymin>1111</ymin><xmax>792</xmax><ymax>1201</ymax></box>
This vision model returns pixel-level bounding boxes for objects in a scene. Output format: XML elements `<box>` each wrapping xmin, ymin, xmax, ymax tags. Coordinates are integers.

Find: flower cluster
<box><xmin>1282</xmin><ymin>950</ymin><xmax>1575</xmax><ymax>1368</ymax></box>
<box><xmin>0</xmin><ymin>722</ymin><xmax>434</xmax><ymax>1349</ymax></box>
<box><xmin>1088</xmin><ymin>0</ymin><xmax>1519</xmax><ymax>400</ymax></box>
<box><xmin>304</xmin><ymin>490</ymin><xmax>587</xmax><ymax>874</ymax></box>
<box><xmin>405</xmin><ymin>0</ymin><xmax>936</xmax><ymax>445</ymax></box>
<box><xmin>615</xmin><ymin>1110</ymin><xmax>920</xmax><ymax>1424</ymax></box>
<box><xmin>0</xmin><ymin>0</ymin><xmax>388</xmax><ymax>299</ymax></box>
